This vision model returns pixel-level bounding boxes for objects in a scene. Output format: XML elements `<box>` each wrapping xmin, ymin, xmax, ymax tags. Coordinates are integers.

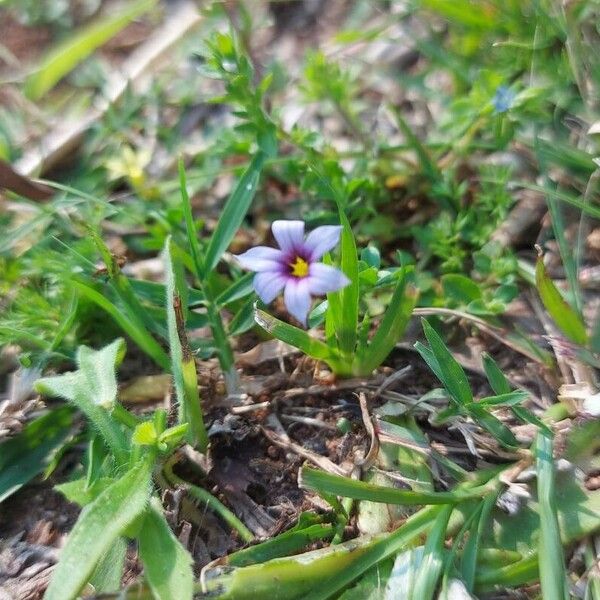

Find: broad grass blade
<box><xmin>535</xmin><ymin>254</ymin><xmax>587</xmax><ymax>345</ymax></box>
<box><xmin>536</xmin><ymin>432</ymin><xmax>570</xmax><ymax>600</ymax></box>
<box><xmin>203</xmin><ymin>152</ymin><xmax>265</xmax><ymax>274</ymax></box>
<box><xmin>25</xmin><ymin>0</ymin><xmax>156</xmax><ymax>100</ymax></box>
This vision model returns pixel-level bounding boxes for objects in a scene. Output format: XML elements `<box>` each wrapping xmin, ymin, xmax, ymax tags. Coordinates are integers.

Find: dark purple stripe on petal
<box><xmin>272</xmin><ymin>220</ymin><xmax>305</xmax><ymax>254</ymax></box>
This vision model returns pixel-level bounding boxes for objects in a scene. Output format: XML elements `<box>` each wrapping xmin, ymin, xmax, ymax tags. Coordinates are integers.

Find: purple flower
<box><xmin>236</xmin><ymin>220</ymin><xmax>350</xmax><ymax>326</ymax></box>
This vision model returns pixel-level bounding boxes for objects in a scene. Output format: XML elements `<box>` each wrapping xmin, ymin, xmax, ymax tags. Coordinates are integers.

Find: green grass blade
<box><xmin>0</xmin><ymin>406</ymin><xmax>74</xmax><ymax>503</ymax></box>
<box><xmin>536</xmin><ymin>432</ymin><xmax>570</xmax><ymax>600</ymax></box>
<box><xmin>44</xmin><ymin>459</ymin><xmax>153</xmax><ymax>600</ymax></box>
<box><xmin>466</xmin><ymin>404</ymin><xmax>518</xmax><ymax>449</ymax></box>
<box><xmin>477</xmin><ymin>390</ymin><xmax>529</xmax><ymax>407</ymax></box>
<box><xmin>389</xmin><ymin>104</ymin><xmax>441</xmax><ymax>181</ymax></box>
<box><xmin>178</xmin><ymin>157</ymin><xmax>205</xmax><ymax>279</ymax></box>
<box><xmin>227</xmin><ymin>515</ymin><xmax>334</xmax><ymax>567</ymax></box>
<box><xmin>254</xmin><ymin>306</ymin><xmax>344</xmax><ymax>370</ymax></box>
<box><xmin>163</xmin><ymin>237</ymin><xmax>208</xmax><ymax>451</ymax></box>
<box><xmin>216</xmin><ymin>272</ymin><xmax>254</xmax><ymax>306</ymax></box>
<box><xmin>303</xmin><ymin>506</ymin><xmax>443</xmax><ymax>600</ymax></box>
<box><xmin>24</xmin><ymin>0</ymin><xmax>156</xmax><ymax>100</ymax></box>
<box><xmin>299</xmin><ymin>467</ymin><xmax>489</xmax><ymax>505</ymax></box>
<box><xmin>203</xmin><ymin>152</ymin><xmax>265</xmax><ymax>274</ymax></box>
<box><xmin>535</xmin><ymin>253</ymin><xmax>587</xmax><ymax>345</ymax></box>
<box><xmin>330</xmin><ymin>206</ymin><xmax>359</xmax><ymax>355</ymax></box>
<box><xmin>481</xmin><ymin>352</ymin><xmax>511</xmax><ymax>395</ymax></box>
<box><xmin>164</xmin><ymin>463</ymin><xmax>253</xmax><ymax>542</ymax></box>
<box><xmin>411</xmin><ymin>505</ymin><xmax>452</xmax><ymax>600</ymax></box>
<box><xmin>356</xmin><ymin>272</ymin><xmax>418</xmax><ymax>375</ymax></box>
<box><xmin>139</xmin><ymin>498</ymin><xmax>194</xmax><ymax>600</ymax></box>
<box><xmin>460</xmin><ymin>493</ymin><xmax>496</xmax><ymax>590</ymax></box>
<box><xmin>421</xmin><ymin>319</ymin><xmax>473</xmax><ymax>405</ymax></box>
<box><xmin>73</xmin><ymin>280</ymin><xmax>170</xmax><ymax>371</ymax></box>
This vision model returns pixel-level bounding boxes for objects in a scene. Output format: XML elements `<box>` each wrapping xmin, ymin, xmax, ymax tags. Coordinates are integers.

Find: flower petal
<box><xmin>304</xmin><ymin>225</ymin><xmax>342</xmax><ymax>260</ymax></box>
<box><xmin>272</xmin><ymin>220</ymin><xmax>305</xmax><ymax>255</ymax></box>
<box><xmin>253</xmin><ymin>271</ymin><xmax>287</xmax><ymax>304</ymax></box>
<box><xmin>307</xmin><ymin>263</ymin><xmax>350</xmax><ymax>295</ymax></box>
<box><xmin>283</xmin><ymin>279</ymin><xmax>312</xmax><ymax>326</ymax></box>
<box><xmin>235</xmin><ymin>246</ymin><xmax>285</xmax><ymax>272</ymax></box>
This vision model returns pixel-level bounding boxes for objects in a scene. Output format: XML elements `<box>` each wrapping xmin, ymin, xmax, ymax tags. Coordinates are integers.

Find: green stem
<box><xmin>163</xmin><ymin>459</ymin><xmax>253</xmax><ymax>543</ymax></box>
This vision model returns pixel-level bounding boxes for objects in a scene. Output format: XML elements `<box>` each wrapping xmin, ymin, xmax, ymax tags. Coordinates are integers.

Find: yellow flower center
<box><xmin>290</xmin><ymin>256</ymin><xmax>309</xmax><ymax>278</ymax></box>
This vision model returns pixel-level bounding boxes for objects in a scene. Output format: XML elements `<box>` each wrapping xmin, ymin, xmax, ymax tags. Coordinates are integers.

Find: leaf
<box><xmin>56</xmin><ymin>476</ymin><xmax>116</xmax><ymax>507</ymax></box>
<box><xmin>76</xmin><ymin>341</ymin><xmax>126</xmax><ymax>409</ymax></box>
<box><xmin>35</xmin><ymin>340</ymin><xmax>130</xmax><ymax>466</ymax></box>
<box><xmin>254</xmin><ymin>306</ymin><xmax>344</xmax><ymax>369</ymax></box>
<box><xmin>216</xmin><ymin>272</ymin><xmax>255</xmax><ymax>306</ymax></box>
<box><xmin>24</xmin><ymin>0</ymin><xmax>156</xmax><ymax>100</ymax></box>
<box><xmin>138</xmin><ymin>498</ymin><xmax>194</xmax><ymax>600</ymax></box>
<box><xmin>466</xmin><ymin>404</ymin><xmax>518</xmax><ymax>449</ymax></box>
<box><xmin>163</xmin><ymin>237</ymin><xmax>208</xmax><ymax>451</ymax></box>
<box><xmin>44</xmin><ymin>459</ymin><xmax>153</xmax><ymax>600</ymax></box>
<box><xmin>441</xmin><ymin>274</ymin><xmax>482</xmax><ymax>305</ymax></box>
<box><xmin>481</xmin><ymin>353</ymin><xmax>511</xmax><ymax>395</ymax></box>
<box><xmin>203</xmin><ymin>152</ymin><xmax>265</xmax><ymax>274</ymax></box>
<box><xmin>411</xmin><ymin>505</ymin><xmax>452</xmax><ymax>600</ymax></box>
<box><xmin>0</xmin><ymin>406</ymin><xmax>74</xmax><ymax>503</ymax></box>
<box><xmin>477</xmin><ymin>391</ymin><xmax>529</xmax><ymax>407</ymax></box>
<box><xmin>329</xmin><ymin>206</ymin><xmax>360</xmax><ymax>355</ymax></box>
<box><xmin>535</xmin><ymin>254</ymin><xmax>587</xmax><ymax>345</ymax></box>
<box><xmin>178</xmin><ymin>158</ymin><xmax>205</xmax><ymax>281</ymax></box>
<box><xmin>227</xmin><ymin>514</ymin><xmax>333</xmax><ymax>567</ymax></box>
<box><xmin>357</xmin><ymin>272</ymin><xmax>418</xmax><ymax>375</ymax></box>
<box><xmin>482</xmin><ymin>353</ymin><xmax>550</xmax><ymax>432</ymax></box>
<box><xmin>390</xmin><ymin>105</ymin><xmax>442</xmax><ymax>181</ymax></box>
<box><xmin>299</xmin><ymin>467</ymin><xmax>488</xmax><ymax>505</ymax></box>
<box><xmin>535</xmin><ymin>433</ymin><xmax>570</xmax><ymax>600</ymax></box>
<box><xmin>89</xmin><ymin>537</ymin><xmax>127</xmax><ymax>594</ymax></box>
<box><xmin>421</xmin><ymin>319</ymin><xmax>473</xmax><ymax>405</ymax></box>
<box><xmin>73</xmin><ymin>280</ymin><xmax>170</xmax><ymax>371</ymax></box>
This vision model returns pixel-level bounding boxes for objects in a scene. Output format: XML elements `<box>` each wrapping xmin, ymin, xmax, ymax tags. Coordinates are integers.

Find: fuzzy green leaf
<box><xmin>139</xmin><ymin>498</ymin><xmax>194</xmax><ymax>600</ymax></box>
<box><xmin>35</xmin><ymin>340</ymin><xmax>130</xmax><ymax>465</ymax></box>
<box><xmin>44</xmin><ymin>459</ymin><xmax>153</xmax><ymax>600</ymax></box>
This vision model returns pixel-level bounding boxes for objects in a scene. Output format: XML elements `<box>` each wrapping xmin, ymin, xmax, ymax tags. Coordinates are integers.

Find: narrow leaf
<box><xmin>255</xmin><ymin>307</ymin><xmax>341</xmax><ymax>364</ymax></box>
<box><xmin>203</xmin><ymin>152</ymin><xmax>265</xmax><ymax>274</ymax></box>
<box><xmin>25</xmin><ymin>0</ymin><xmax>156</xmax><ymax>99</ymax></box>
<box><xmin>535</xmin><ymin>254</ymin><xmax>587</xmax><ymax>345</ymax></box>
<box><xmin>411</xmin><ymin>505</ymin><xmax>452</xmax><ymax>600</ymax></box>
<box><xmin>535</xmin><ymin>432</ymin><xmax>570</xmax><ymax>600</ymax></box>
<box><xmin>421</xmin><ymin>319</ymin><xmax>473</xmax><ymax>405</ymax></box>
<box><xmin>357</xmin><ymin>273</ymin><xmax>418</xmax><ymax>375</ymax></box>
<box><xmin>73</xmin><ymin>280</ymin><xmax>170</xmax><ymax>371</ymax></box>
<box><xmin>299</xmin><ymin>467</ymin><xmax>488</xmax><ymax>505</ymax></box>
<box><xmin>0</xmin><ymin>406</ymin><xmax>74</xmax><ymax>503</ymax></box>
